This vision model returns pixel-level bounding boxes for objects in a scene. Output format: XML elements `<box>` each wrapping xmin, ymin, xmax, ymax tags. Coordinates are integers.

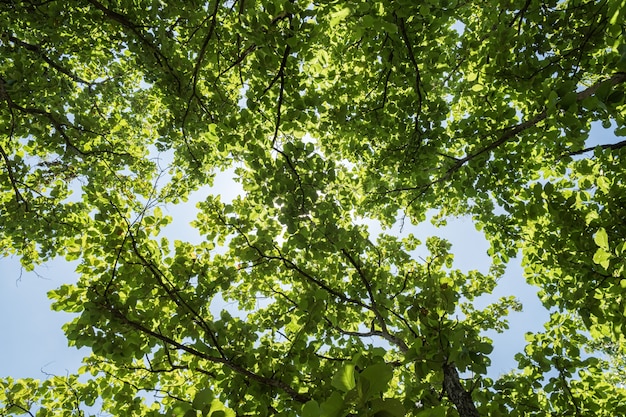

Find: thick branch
<box><xmin>567</xmin><ymin>138</ymin><xmax>626</xmax><ymax>157</ymax></box>
<box><xmin>258</xmin><ymin>44</ymin><xmax>291</xmax><ymax>147</ymax></box>
<box><xmin>391</xmin><ymin>72</ymin><xmax>626</xmax><ymax>197</ymax></box>
<box><xmin>3</xmin><ymin>403</ymin><xmax>35</xmax><ymax>417</ymax></box>
<box><xmin>190</xmin><ymin>2</ymin><xmax>220</xmax><ymax>94</ymax></box>
<box><xmin>8</xmin><ymin>101</ymin><xmax>130</xmax><ymax>157</ymax></box>
<box><xmin>556</xmin><ymin>360</ymin><xmax>582</xmax><ymax>417</ymax></box>
<box><xmin>0</xmin><ymin>143</ymin><xmax>29</xmax><ymax>210</ymax></box>
<box><xmin>396</xmin><ymin>15</ymin><xmax>423</xmax><ymax>132</ymax></box>
<box><xmin>216</xmin><ymin>11</ymin><xmax>292</xmax><ymax>79</ymax></box>
<box><xmin>86</xmin><ymin>0</ymin><xmax>182</xmax><ymax>92</ymax></box>
<box><xmin>0</xmin><ymin>79</ymin><xmax>29</xmax><ymax>210</ymax></box>
<box><xmin>96</xmin><ymin>298</ymin><xmax>309</xmax><ymax>403</ymax></box>
<box><xmin>218</xmin><ymin>212</ymin><xmax>370</xmax><ymax>310</ymax></box>
<box><xmin>340</xmin><ymin>248</ymin><xmax>408</xmax><ymax>351</ymax></box>
<box><xmin>7</xmin><ymin>35</ymin><xmax>93</xmax><ymax>85</ymax></box>
<box><xmin>329</xmin><ymin>320</ymin><xmax>408</xmax><ymax>353</ymax></box>
<box><xmin>183</xmin><ymin>2</ymin><xmax>220</xmax><ymax>127</ymax></box>
<box><xmin>458</xmin><ymin>72</ymin><xmax>626</xmax><ymax>168</ymax></box>
<box><xmin>217</xmin><ymin>43</ymin><xmax>258</xmax><ymax>78</ymax></box>
<box><xmin>109</xmin><ymin>205</ymin><xmax>227</xmax><ymax>361</ymax></box>
<box><xmin>442</xmin><ymin>363</ymin><xmax>480</xmax><ymax>417</ymax></box>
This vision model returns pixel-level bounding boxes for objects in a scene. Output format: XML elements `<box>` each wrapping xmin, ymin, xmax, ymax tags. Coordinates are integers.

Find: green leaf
<box><xmin>370</xmin><ymin>398</ymin><xmax>406</xmax><ymax>417</ymax></box>
<box><xmin>359</xmin><ymin>363</ymin><xmax>393</xmax><ymax>399</ymax></box>
<box><xmin>594</xmin><ymin>228</ymin><xmax>609</xmax><ymax>250</ymax></box>
<box><xmin>476</xmin><ymin>341</ymin><xmax>494</xmax><ymax>355</ymax></box>
<box><xmin>172</xmin><ymin>404</ymin><xmax>192</xmax><ymax>417</ymax></box>
<box><xmin>302</xmin><ymin>400</ymin><xmax>321</xmax><ymax>417</ymax></box>
<box><xmin>320</xmin><ymin>392</ymin><xmax>345</xmax><ymax>417</ymax></box>
<box><xmin>329</xmin><ymin>7</ymin><xmax>351</xmax><ymax>27</ymax></box>
<box><xmin>593</xmin><ymin>248</ymin><xmax>612</xmax><ymax>269</ymax></box>
<box><xmin>559</xmin><ymin>91</ymin><xmax>578</xmax><ymax>110</ymax></box>
<box><xmin>417</xmin><ymin>405</ymin><xmax>446</xmax><ymax>417</ymax></box>
<box><xmin>192</xmin><ymin>388</ymin><xmax>214</xmax><ymax>410</ymax></box>
<box><xmin>331</xmin><ymin>364</ymin><xmax>356</xmax><ymax>393</ymax></box>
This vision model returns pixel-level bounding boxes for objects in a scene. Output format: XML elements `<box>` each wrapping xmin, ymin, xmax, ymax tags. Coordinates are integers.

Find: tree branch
<box><xmin>328</xmin><ymin>320</ymin><xmax>409</xmax><ymax>353</ymax></box>
<box><xmin>555</xmin><ymin>359</ymin><xmax>582</xmax><ymax>417</ymax></box>
<box><xmin>567</xmin><ymin>138</ymin><xmax>626</xmax><ymax>157</ymax></box>
<box><xmin>388</xmin><ymin>72</ymin><xmax>626</xmax><ymax>198</ymax></box>
<box><xmin>396</xmin><ymin>15</ymin><xmax>423</xmax><ymax>134</ymax></box>
<box><xmin>86</xmin><ymin>0</ymin><xmax>182</xmax><ymax>92</ymax></box>
<box><xmin>455</xmin><ymin>72</ymin><xmax>626</xmax><ymax>166</ymax></box>
<box><xmin>0</xmin><ymin>143</ymin><xmax>29</xmax><ymax>211</ymax></box>
<box><xmin>216</xmin><ymin>211</ymin><xmax>370</xmax><ymax>310</ymax></box>
<box><xmin>442</xmin><ymin>362</ymin><xmax>480</xmax><ymax>417</ymax></box>
<box><xmin>261</xmin><ymin>45</ymin><xmax>291</xmax><ymax>147</ymax></box>
<box><xmin>7</xmin><ymin>34</ymin><xmax>94</xmax><ymax>85</ymax></box>
<box><xmin>0</xmin><ymin>78</ymin><xmax>29</xmax><ymax>210</ymax></box>
<box><xmin>339</xmin><ymin>248</ymin><xmax>408</xmax><ymax>351</ymax></box>
<box><xmin>93</xmin><ymin>286</ymin><xmax>309</xmax><ymax>403</ymax></box>
<box><xmin>183</xmin><ymin>1</ymin><xmax>220</xmax><ymax>128</ymax></box>
<box><xmin>110</xmin><ymin>203</ymin><xmax>228</xmax><ymax>361</ymax></box>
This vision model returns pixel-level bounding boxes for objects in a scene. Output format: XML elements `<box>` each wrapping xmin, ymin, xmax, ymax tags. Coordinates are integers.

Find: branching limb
<box><xmin>123</xmin><ymin>216</ymin><xmax>228</xmax><ymax>361</ymax></box>
<box><xmin>217</xmin><ymin>211</ymin><xmax>370</xmax><ymax>310</ymax></box>
<box><xmin>396</xmin><ymin>15</ymin><xmax>423</xmax><ymax>133</ymax></box>
<box><xmin>339</xmin><ymin>248</ymin><xmax>397</xmax><ymax>342</ymax></box>
<box><xmin>7</xmin><ymin>34</ymin><xmax>94</xmax><ymax>85</ymax></box>
<box><xmin>183</xmin><ymin>1</ymin><xmax>220</xmax><ymax>127</ymax></box>
<box><xmin>567</xmin><ymin>138</ymin><xmax>626</xmax><ymax>157</ymax></box>
<box><xmin>268</xmin><ymin>45</ymin><xmax>291</xmax><ymax>147</ymax></box>
<box><xmin>555</xmin><ymin>358</ymin><xmax>582</xmax><ymax>417</ymax></box>
<box><xmin>92</xmin><ymin>284</ymin><xmax>310</xmax><ymax>403</ymax></box>
<box><xmin>388</xmin><ymin>72</ymin><xmax>626</xmax><ymax>199</ymax></box>
<box><xmin>325</xmin><ymin>318</ymin><xmax>408</xmax><ymax>353</ymax></box>
<box><xmin>273</xmin><ymin>146</ymin><xmax>306</xmax><ymax>213</ymax></box>
<box><xmin>0</xmin><ymin>78</ymin><xmax>29</xmax><ymax>210</ymax></box>
<box><xmin>452</xmin><ymin>72</ymin><xmax>626</xmax><ymax>167</ymax></box>
<box><xmin>86</xmin><ymin>0</ymin><xmax>182</xmax><ymax>92</ymax></box>
<box><xmin>2</xmin><ymin>403</ymin><xmax>35</xmax><ymax>417</ymax></box>
<box><xmin>0</xmin><ymin>143</ymin><xmax>29</xmax><ymax>210</ymax></box>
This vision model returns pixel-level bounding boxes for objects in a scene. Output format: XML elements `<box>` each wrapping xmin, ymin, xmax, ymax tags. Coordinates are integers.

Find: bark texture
<box><xmin>443</xmin><ymin>363</ymin><xmax>480</xmax><ymax>417</ymax></box>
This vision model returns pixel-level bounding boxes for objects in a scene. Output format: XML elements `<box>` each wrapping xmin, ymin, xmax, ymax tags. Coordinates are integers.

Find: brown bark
<box><xmin>442</xmin><ymin>363</ymin><xmax>480</xmax><ymax>417</ymax></box>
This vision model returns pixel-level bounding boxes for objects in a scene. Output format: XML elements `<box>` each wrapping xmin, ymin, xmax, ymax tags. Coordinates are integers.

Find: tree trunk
<box><xmin>442</xmin><ymin>363</ymin><xmax>480</xmax><ymax>417</ymax></box>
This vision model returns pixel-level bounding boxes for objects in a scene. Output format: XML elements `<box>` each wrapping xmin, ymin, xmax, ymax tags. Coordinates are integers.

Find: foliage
<box><xmin>1</xmin><ymin>0</ymin><xmax>626</xmax><ymax>416</ymax></box>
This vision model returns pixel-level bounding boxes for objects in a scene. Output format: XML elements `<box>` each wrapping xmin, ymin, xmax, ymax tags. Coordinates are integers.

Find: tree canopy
<box><xmin>1</xmin><ymin>0</ymin><xmax>626</xmax><ymax>416</ymax></box>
